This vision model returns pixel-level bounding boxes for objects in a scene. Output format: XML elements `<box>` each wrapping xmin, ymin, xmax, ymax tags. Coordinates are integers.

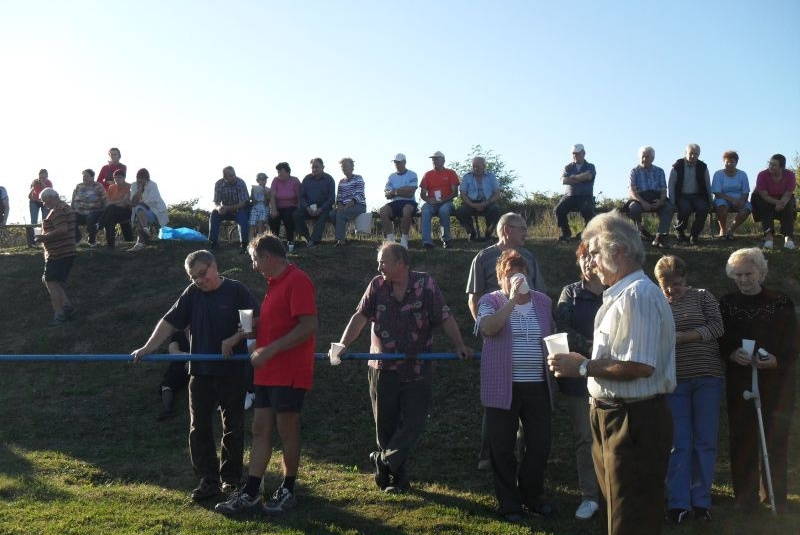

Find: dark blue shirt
<box><xmin>554</xmin><ymin>280</ymin><xmax>603</xmax><ymax>396</ymax></box>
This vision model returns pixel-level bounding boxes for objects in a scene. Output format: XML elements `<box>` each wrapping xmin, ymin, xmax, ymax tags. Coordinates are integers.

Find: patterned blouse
<box><xmin>357</xmin><ymin>270</ymin><xmax>450</xmax><ymax>381</ymax></box>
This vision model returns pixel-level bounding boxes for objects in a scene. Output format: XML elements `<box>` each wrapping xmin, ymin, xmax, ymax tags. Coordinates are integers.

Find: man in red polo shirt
<box><xmin>215</xmin><ymin>232</ymin><xmax>317</xmax><ymax>517</ymax></box>
<box><xmin>420</xmin><ymin>150</ymin><xmax>460</xmax><ymax>249</ymax></box>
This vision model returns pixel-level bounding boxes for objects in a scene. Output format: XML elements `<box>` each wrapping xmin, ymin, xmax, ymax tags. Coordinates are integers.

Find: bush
<box><xmin>167</xmin><ymin>198</ymin><xmax>209</xmax><ymax>231</ymax></box>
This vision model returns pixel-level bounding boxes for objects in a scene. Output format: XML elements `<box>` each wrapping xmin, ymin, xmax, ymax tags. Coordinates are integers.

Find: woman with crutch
<box><xmin>719</xmin><ymin>248</ymin><xmax>798</xmax><ymax>514</ymax></box>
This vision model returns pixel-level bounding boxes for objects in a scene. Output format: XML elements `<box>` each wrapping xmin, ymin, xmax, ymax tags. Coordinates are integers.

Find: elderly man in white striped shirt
<box><xmin>548</xmin><ymin>211</ymin><xmax>676</xmax><ymax>535</ymax></box>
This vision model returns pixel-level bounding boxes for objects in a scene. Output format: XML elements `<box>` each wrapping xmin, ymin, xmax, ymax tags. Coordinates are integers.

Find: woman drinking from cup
<box><xmin>476</xmin><ymin>249</ymin><xmax>555</xmax><ymax>522</ymax></box>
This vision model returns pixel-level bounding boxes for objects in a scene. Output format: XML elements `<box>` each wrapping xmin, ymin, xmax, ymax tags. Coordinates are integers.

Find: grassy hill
<box><xmin>0</xmin><ymin>232</ymin><xmax>798</xmax><ymax>535</ymax></box>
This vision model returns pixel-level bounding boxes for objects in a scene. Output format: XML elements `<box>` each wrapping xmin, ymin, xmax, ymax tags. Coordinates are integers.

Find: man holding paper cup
<box><xmin>334</xmin><ymin>242</ymin><xmax>473</xmax><ymax>493</ymax></box>
<box><xmin>131</xmin><ymin>250</ymin><xmax>260</xmax><ymax>502</ymax></box>
<box><xmin>547</xmin><ymin>212</ymin><xmax>676</xmax><ymax>535</ymax></box>
<box><xmin>420</xmin><ymin>150</ymin><xmax>460</xmax><ymax>250</ymax></box>
<box><xmin>214</xmin><ymin>233</ymin><xmax>317</xmax><ymax>516</ymax></box>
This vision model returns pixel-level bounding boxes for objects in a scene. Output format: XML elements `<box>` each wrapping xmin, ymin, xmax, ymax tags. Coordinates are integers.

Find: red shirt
<box><xmin>98</xmin><ymin>163</ymin><xmax>127</xmax><ymax>190</ymax></box>
<box><xmin>254</xmin><ymin>264</ymin><xmax>317</xmax><ymax>389</ymax></box>
<box><xmin>420</xmin><ymin>168</ymin><xmax>459</xmax><ymax>202</ymax></box>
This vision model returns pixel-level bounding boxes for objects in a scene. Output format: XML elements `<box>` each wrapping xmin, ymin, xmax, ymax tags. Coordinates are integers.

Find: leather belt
<box><xmin>590</xmin><ymin>394</ymin><xmax>663</xmax><ymax>409</ymax></box>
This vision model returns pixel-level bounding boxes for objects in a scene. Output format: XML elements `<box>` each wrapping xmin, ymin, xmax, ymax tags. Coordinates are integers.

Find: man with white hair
<box><xmin>668</xmin><ymin>144</ymin><xmax>712</xmax><ymax>245</ymax></box>
<box><xmin>548</xmin><ymin>211</ymin><xmax>676</xmax><ymax>535</ymax></box>
<box><xmin>554</xmin><ymin>144</ymin><xmax>597</xmax><ymax>241</ymax></box>
<box><xmin>456</xmin><ymin>156</ymin><xmax>502</xmax><ymax>242</ymax></box>
<box><xmin>624</xmin><ymin>146</ymin><xmax>674</xmax><ymax>248</ymax></box>
<box><xmin>379</xmin><ymin>154</ymin><xmax>418</xmax><ymax>249</ymax></box>
<box><xmin>34</xmin><ymin>188</ymin><xmax>77</xmax><ymax>326</ymax></box>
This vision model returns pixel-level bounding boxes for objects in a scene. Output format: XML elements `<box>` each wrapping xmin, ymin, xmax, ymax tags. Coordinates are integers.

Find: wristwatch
<box><xmin>579</xmin><ymin>360</ymin><xmax>590</xmax><ymax>377</ymax></box>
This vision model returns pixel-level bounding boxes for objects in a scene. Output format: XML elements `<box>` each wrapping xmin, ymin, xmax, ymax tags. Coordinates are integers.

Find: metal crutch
<box><xmin>742</xmin><ymin>350</ymin><xmax>777</xmax><ymax>516</ymax></box>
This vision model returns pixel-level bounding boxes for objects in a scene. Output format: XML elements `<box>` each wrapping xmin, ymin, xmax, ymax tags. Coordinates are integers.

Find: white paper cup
<box><xmin>543</xmin><ymin>333</ymin><xmax>570</xmax><ymax>356</ymax></box>
<box><xmin>511</xmin><ymin>273</ymin><xmax>530</xmax><ymax>294</ymax></box>
<box><xmin>238</xmin><ymin>310</ymin><xmax>253</xmax><ymax>333</ymax></box>
<box><xmin>355</xmin><ymin>212</ymin><xmax>373</xmax><ymax>233</ymax></box>
<box><xmin>741</xmin><ymin>339</ymin><xmax>755</xmax><ymax>356</ymax></box>
<box><xmin>434</xmin><ymin>190</ymin><xmax>442</xmax><ymax>201</ymax></box>
<box><xmin>329</xmin><ymin>342</ymin><xmax>346</xmax><ymax>366</ymax></box>
<box><xmin>33</xmin><ymin>227</ymin><xmax>42</xmax><ymax>236</ymax></box>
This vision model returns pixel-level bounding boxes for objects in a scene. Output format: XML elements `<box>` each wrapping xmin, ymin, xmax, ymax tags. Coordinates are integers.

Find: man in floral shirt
<box><xmin>335</xmin><ymin>242</ymin><xmax>473</xmax><ymax>493</ymax></box>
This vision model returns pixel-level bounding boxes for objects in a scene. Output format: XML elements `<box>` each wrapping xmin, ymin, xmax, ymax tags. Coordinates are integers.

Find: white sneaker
<box><xmin>784</xmin><ymin>238</ymin><xmax>796</xmax><ymax>250</ymax></box>
<box><xmin>400</xmin><ymin>236</ymin><xmax>409</xmax><ymax>249</ymax></box>
<box><xmin>244</xmin><ymin>391</ymin><xmax>255</xmax><ymax>411</ymax></box>
<box><xmin>763</xmin><ymin>239</ymin><xmax>773</xmax><ymax>249</ymax></box>
<box><xmin>575</xmin><ymin>500</ymin><xmax>599</xmax><ymax>520</ymax></box>
<box><xmin>386</xmin><ymin>233</ymin><xmax>396</xmax><ymax>243</ymax></box>
<box><xmin>129</xmin><ymin>241</ymin><xmax>145</xmax><ymax>252</ymax></box>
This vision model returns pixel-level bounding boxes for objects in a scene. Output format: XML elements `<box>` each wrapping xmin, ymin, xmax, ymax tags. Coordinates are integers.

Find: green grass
<box><xmin>0</xmin><ymin>229</ymin><xmax>799</xmax><ymax>534</ymax></box>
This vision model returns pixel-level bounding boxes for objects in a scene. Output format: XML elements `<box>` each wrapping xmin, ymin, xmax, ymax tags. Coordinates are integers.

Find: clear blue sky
<box><xmin>2</xmin><ymin>0</ymin><xmax>798</xmax><ymax>223</ymax></box>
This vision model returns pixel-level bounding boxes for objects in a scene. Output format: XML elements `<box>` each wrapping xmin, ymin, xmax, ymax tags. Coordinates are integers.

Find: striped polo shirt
<box><xmin>668</xmin><ymin>288</ymin><xmax>724</xmax><ymax>379</ymax></box>
<box><xmin>42</xmin><ymin>200</ymin><xmax>77</xmax><ymax>260</ymax></box>
<box><xmin>588</xmin><ymin>270</ymin><xmax>676</xmax><ymax>399</ymax></box>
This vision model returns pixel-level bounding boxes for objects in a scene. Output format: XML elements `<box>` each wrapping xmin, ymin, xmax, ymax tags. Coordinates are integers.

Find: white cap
<box><xmin>429</xmin><ymin>150</ymin><xmax>445</xmax><ymax>159</ymax></box>
<box><xmin>572</xmin><ymin>144</ymin><xmax>585</xmax><ymax>153</ymax></box>
<box><xmin>392</xmin><ymin>153</ymin><xmax>406</xmax><ymax>162</ymax></box>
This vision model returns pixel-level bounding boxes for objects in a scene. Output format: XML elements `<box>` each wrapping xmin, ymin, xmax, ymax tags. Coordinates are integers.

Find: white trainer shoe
<box><xmin>244</xmin><ymin>391</ymin><xmax>255</xmax><ymax>411</ymax></box>
<box><xmin>129</xmin><ymin>241</ymin><xmax>145</xmax><ymax>252</ymax></box>
<box><xmin>763</xmin><ymin>239</ymin><xmax>773</xmax><ymax>249</ymax></box>
<box><xmin>784</xmin><ymin>238</ymin><xmax>796</xmax><ymax>250</ymax></box>
<box><xmin>399</xmin><ymin>236</ymin><xmax>409</xmax><ymax>249</ymax></box>
<box><xmin>575</xmin><ymin>500</ymin><xmax>599</xmax><ymax>520</ymax></box>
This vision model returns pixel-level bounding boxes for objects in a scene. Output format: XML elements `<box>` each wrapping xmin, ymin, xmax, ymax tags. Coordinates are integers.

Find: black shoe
<box><xmin>526</xmin><ymin>501</ymin><xmax>554</xmax><ymax>517</ymax></box>
<box><xmin>468</xmin><ymin>232</ymin><xmax>477</xmax><ymax>242</ymax></box>
<box><xmin>639</xmin><ymin>229</ymin><xmax>655</xmax><ymax>242</ymax></box>
<box><xmin>689</xmin><ymin>235</ymin><xmax>699</xmax><ymax>246</ymax></box>
<box><xmin>423</xmin><ymin>242</ymin><xmax>434</xmax><ymax>249</ymax></box>
<box><xmin>503</xmin><ymin>512</ymin><xmax>524</xmax><ymax>523</ymax></box>
<box><xmin>220</xmin><ymin>482</ymin><xmax>239</xmax><ymax>495</ymax></box>
<box><xmin>558</xmin><ymin>235</ymin><xmax>571</xmax><ymax>242</ymax></box>
<box><xmin>369</xmin><ymin>451</ymin><xmax>390</xmax><ymax>490</ymax></box>
<box><xmin>384</xmin><ymin>464</ymin><xmax>409</xmax><ymax>494</ymax></box>
<box><xmin>475</xmin><ymin>236</ymin><xmax>487</xmax><ymax>243</ymax></box>
<box><xmin>209</xmin><ymin>240</ymin><xmax>218</xmax><ymax>250</ymax></box>
<box><xmin>693</xmin><ymin>507</ymin><xmax>711</xmax><ymax>521</ymax></box>
<box><xmin>666</xmin><ymin>508</ymin><xmax>691</xmax><ymax>524</ymax></box>
<box><xmin>191</xmin><ymin>478</ymin><xmax>220</xmax><ymax>501</ymax></box>
<box><xmin>676</xmin><ymin>231</ymin><xmax>689</xmax><ymax>243</ymax></box>
<box><xmin>652</xmin><ymin>235</ymin><xmax>671</xmax><ymax>249</ymax></box>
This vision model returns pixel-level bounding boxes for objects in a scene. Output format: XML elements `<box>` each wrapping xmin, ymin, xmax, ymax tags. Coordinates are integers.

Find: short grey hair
<box><xmin>497</xmin><ymin>212</ymin><xmax>526</xmax><ymax>236</ymax></box>
<box><xmin>725</xmin><ymin>247</ymin><xmax>768</xmax><ymax>282</ymax></box>
<box><xmin>39</xmin><ymin>188</ymin><xmax>59</xmax><ymax>201</ymax></box>
<box><xmin>638</xmin><ymin>146</ymin><xmax>655</xmax><ymax>159</ymax></box>
<box><xmin>582</xmin><ymin>211</ymin><xmax>645</xmax><ymax>270</ymax></box>
<box><xmin>184</xmin><ymin>250</ymin><xmax>216</xmax><ymax>271</ymax></box>
<box><xmin>686</xmin><ymin>143</ymin><xmax>701</xmax><ymax>155</ymax></box>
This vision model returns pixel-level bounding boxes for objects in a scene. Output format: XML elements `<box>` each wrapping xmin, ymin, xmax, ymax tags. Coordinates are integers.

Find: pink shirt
<box><xmin>270</xmin><ymin>176</ymin><xmax>300</xmax><ymax>209</ymax></box>
<box><xmin>755</xmin><ymin>169</ymin><xmax>796</xmax><ymax>197</ymax></box>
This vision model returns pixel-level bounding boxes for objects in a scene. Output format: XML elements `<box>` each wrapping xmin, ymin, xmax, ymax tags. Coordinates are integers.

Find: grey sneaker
<box><xmin>264</xmin><ymin>487</ymin><xmax>296</xmax><ymax>514</ymax></box>
<box><xmin>214</xmin><ymin>490</ymin><xmax>262</xmax><ymax>515</ymax></box>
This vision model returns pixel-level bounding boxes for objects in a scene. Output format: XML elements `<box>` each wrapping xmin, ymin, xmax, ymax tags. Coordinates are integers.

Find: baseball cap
<box><xmin>392</xmin><ymin>153</ymin><xmax>406</xmax><ymax>162</ymax></box>
<box><xmin>572</xmin><ymin>144</ymin><xmax>585</xmax><ymax>154</ymax></box>
<box><xmin>430</xmin><ymin>151</ymin><xmax>445</xmax><ymax>159</ymax></box>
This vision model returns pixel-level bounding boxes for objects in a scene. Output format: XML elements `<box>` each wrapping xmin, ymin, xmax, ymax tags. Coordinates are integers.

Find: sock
<box><xmin>243</xmin><ymin>475</ymin><xmax>261</xmax><ymax>498</ymax></box>
<box><xmin>386</xmin><ymin>233</ymin><xmax>395</xmax><ymax>242</ymax></box>
<box><xmin>282</xmin><ymin>475</ymin><xmax>296</xmax><ymax>493</ymax></box>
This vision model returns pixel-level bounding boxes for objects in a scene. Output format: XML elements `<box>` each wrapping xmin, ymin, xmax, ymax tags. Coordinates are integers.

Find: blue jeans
<box><xmin>29</xmin><ymin>200</ymin><xmax>49</xmax><ymax>225</ymax></box>
<box><xmin>209</xmin><ymin>208</ymin><xmax>250</xmax><ymax>246</ymax></box>
<box><xmin>665</xmin><ymin>376</ymin><xmax>723</xmax><ymax>510</ymax></box>
<box><xmin>421</xmin><ymin>201</ymin><xmax>454</xmax><ymax>243</ymax></box>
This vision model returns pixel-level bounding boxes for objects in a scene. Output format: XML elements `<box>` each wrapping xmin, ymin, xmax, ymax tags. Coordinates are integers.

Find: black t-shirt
<box><xmin>164</xmin><ymin>278</ymin><xmax>259</xmax><ymax>377</ymax></box>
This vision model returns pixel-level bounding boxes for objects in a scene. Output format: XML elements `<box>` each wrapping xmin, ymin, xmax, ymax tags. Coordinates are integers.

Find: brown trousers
<box><xmin>591</xmin><ymin>396</ymin><xmax>673</xmax><ymax>535</ymax></box>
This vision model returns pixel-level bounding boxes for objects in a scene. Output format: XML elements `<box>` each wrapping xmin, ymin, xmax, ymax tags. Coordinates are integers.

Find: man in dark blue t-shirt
<box><xmin>133</xmin><ymin>250</ymin><xmax>259</xmax><ymax>501</ymax></box>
